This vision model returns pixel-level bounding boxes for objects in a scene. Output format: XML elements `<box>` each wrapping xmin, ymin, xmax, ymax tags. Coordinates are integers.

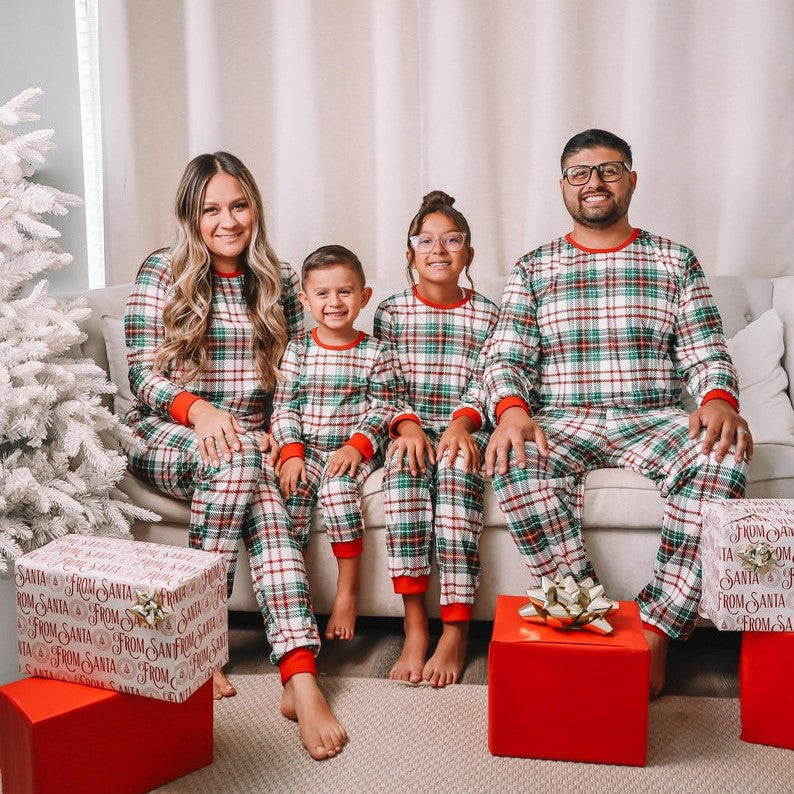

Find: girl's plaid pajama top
<box><xmin>374</xmin><ymin>286</ymin><xmax>499</xmax><ymax>620</ymax></box>
<box><xmin>271</xmin><ymin>328</ymin><xmax>401</xmax><ymax>555</ymax></box>
<box><xmin>124</xmin><ymin>251</ymin><xmax>320</xmax><ymax>673</ymax></box>
<box><xmin>484</xmin><ymin>229</ymin><xmax>747</xmax><ymax>638</ymax></box>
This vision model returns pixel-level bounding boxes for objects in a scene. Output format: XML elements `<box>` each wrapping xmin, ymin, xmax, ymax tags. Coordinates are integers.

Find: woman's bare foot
<box><xmin>212</xmin><ymin>667</ymin><xmax>237</xmax><ymax>700</ymax></box>
<box><xmin>388</xmin><ymin>593</ymin><xmax>428</xmax><ymax>684</ymax></box>
<box><xmin>325</xmin><ymin>588</ymin><xmax>358</xmax><ymax>640</ymax></box>
<box><xmin>423</xmin><ymin>621</ymin><xmax>468</xmax><ymax>688</ymax></box>
<box><xmin>280</xmin><ymin>672</ymin><xmax>348</xmax><ymax>760</ymax></box>
<box><xmin>644</xmin><ymin>628</ymin><xmax>670</xmax><ymax>699</ymax></box>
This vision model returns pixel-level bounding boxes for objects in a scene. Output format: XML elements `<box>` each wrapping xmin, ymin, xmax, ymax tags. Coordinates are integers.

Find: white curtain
<box><xmin>99</xmin><ymin>0</ymin><xmax>794</xmax><ymax>322</ymax></box>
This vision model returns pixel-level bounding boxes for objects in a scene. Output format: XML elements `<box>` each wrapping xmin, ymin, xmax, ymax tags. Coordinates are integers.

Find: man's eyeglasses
<box><xmin>409</xmin><ymin>231</ymin><xmax>467</xmax><ymax>253</ymax></box>
<box><xmin>562</xmin><ymin>161</ymin><xmax>630</xmax><ymax>186</ymax></box>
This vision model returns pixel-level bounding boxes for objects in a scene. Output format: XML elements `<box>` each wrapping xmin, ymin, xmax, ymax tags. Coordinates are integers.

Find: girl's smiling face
<box><xmin>408</xmin><ymin>212</ymin><xmax>473</xmax><ymax>291</ymax></box>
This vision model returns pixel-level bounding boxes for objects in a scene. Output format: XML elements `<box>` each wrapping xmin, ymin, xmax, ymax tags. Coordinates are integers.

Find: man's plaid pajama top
<box><xmin>484</xmin><ymin>229</ymin><xmax>747</xmax><ymax>638</ymax></box>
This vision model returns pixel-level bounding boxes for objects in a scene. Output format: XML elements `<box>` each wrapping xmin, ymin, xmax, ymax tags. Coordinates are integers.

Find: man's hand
<box><xmin>326</xmin><ymin>445</ymin><xmax>363</xmax><ymax>477</ymax></box>
<box><xmin>484</xmin><ymin>406</ymin><xmax>549</xmax><ymax>476</ymax></box>
<box><xmin>387</xmin><ymin>420</ymin><xmax>435</xmax><ymax>475</ymax></box>
<box><xmin>278</xmin><ymin>457</ymin><xmax>307</xmax><ymax>499</ymax></box>
<box><xmin>688</xmin><ymin>398</ymin><xmax>752</xmax><ymax>463</ymax></box>
<box><xmin>437</xmin><ymin>416</ymin><xmax>480</xmax><ymax>473</ymax></box>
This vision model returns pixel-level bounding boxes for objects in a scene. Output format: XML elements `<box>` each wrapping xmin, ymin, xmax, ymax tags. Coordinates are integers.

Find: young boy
<box><xmin>272</xmin><ymin>245</ymin><xmax>400</xmax><ymax>640</ymax></box>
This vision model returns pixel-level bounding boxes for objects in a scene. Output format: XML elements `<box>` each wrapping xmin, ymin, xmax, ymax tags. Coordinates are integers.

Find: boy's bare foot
<box><xmin>280</xmin><ymin>672</ymin><xmax>348</xmax><ymax>760</ymax></box>
<box><xmin>212</xmin><ymin>667</ymin><xmax>237</xmax><ymax>700</ymax></box>
<box><xmin>423</xmin><ymin>621</ymin><xmax>468</xmax><ymax>688</ymax></box>
<box><xmin>325</xmin><ymin>588</ymin><xmax>358</xmax><ymax>640</ymax></box>
<box><xmin>388</xmin><ymin>594</ymin><xmax>428</xmax><ymax>684</ymax></box>
<box><xmin>644</xmin><ymin>628</ymin><xmax>670</xmax><ymax>699</ymax></box>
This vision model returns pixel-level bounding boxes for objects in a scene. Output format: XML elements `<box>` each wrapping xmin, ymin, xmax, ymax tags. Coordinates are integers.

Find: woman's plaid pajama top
<box><xmin>374</xmin><ymin>286</ymin><xmax>499</xmax><ymax>622</ymax></box>
<box><xmin>123</xmin><ymin>251</ymin><xmax>319</xmax><ymax>669</ymax></box>
<box><xmin>271</xmin><ymin>329</ymin><xmax>400</xmax><ymax>556</ymax></box>
<box><xmin>484</xmin><ymin>229</ymin><xmax>747</xmax><ymax>639</ymax></box>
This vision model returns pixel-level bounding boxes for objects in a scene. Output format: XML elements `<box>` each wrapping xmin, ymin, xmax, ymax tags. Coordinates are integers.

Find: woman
<box><xmin>124</xmin><ymin>152</ymin><xmax>346</xmax><ymax>760</ymax></box>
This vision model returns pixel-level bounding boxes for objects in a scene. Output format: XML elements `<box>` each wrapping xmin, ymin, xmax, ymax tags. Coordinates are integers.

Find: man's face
<box><xmin>560</xmin><ymin>146</ymin><xmax>636</xmax><ymax>230</ymax></box>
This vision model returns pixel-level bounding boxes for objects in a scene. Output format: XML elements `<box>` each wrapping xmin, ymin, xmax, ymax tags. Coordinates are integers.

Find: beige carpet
<box><xmin>157</xmin><ymin>675</ymin><xmax>790</xmax><ymax>793</ymax></box>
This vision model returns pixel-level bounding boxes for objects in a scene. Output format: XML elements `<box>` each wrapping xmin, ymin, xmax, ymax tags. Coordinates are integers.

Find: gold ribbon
<box><xmin>127</xmin><ymin>589</ymin><xmax>173</xmax><ymax>628</ymax></box>
<box><xmin>519</xmin><ymin>574</ymin><xmax>618</xmax><ymax>635</ymax></box>
<box><xmin>737</xmin><ymin>542</ymin><xmax>775</xmax><ymax>574</ymax></box>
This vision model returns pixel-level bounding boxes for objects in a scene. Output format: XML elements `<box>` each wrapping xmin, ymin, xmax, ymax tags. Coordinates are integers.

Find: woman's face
<box><xmin>199</xmin><ymin>172</ymin><xmax>253</xmax><ymax>273</ymax></box>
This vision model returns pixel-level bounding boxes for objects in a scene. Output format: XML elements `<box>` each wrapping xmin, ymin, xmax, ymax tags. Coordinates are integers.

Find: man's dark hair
<box><xmin>561</xmin><ymin>129</ymin><xmax>633</xmax><ymax>170</ymax></box>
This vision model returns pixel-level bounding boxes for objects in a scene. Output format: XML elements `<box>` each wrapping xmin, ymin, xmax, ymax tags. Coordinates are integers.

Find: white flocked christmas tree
<box><xmin>0</xmin><ymin>87</ymin><xmax>156</xmax><ymax>575</ymax></box>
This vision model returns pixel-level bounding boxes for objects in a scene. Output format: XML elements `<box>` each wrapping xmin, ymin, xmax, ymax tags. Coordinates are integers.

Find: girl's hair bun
<box><xmin>420</xmin><ymin>190</ymin><xmax>455</xmax><ymax>210</ymax></box>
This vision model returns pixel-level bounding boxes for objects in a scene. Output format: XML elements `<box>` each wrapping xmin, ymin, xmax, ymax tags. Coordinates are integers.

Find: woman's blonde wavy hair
<box><xmin>154</xmin><ymin>152</ymin><xmax>287</xmax><ymax>391</ymax></box>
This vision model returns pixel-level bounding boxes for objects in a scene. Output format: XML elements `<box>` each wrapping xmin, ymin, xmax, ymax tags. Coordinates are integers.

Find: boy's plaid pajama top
<box><xmin>374</xmin><ymin>286</ymin><xmax>499</xmax><ymax>622</ymax></box>
<box><xmin>271</xmin><ymin>328</ymin><xmax>400</xmax><ymax>555</ymax></box>
<box><xmin>123</xmin><ymin>251</ymin><xmax>320</xmax><ymax>668</ymax></box>
<box><xmin>484</xmin><ymin>229</ymin><xmax>747</xmax><ymax>639</ymax></box>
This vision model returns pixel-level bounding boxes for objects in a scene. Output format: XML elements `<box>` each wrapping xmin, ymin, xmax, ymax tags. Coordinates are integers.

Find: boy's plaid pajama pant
<box><xmin>383</xmin><ymin>428</ymin><xmax>490</xmax><ymax>607</ymax></box>
<box><xmin>491</xmin><ymin>406</ymin><xmax>747</xmax><ymax>639</ymax></box>
<box><xmin>126</xmin><ymin>415</ymin><xmax>319</xmax><ymax>665</ymax></box>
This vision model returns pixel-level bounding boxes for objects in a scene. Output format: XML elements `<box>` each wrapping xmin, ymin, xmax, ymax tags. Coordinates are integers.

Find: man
<box><xmin>483</xmin><ymin>129</ymin><xmax>751</xmax><ymax>697</ymax></box>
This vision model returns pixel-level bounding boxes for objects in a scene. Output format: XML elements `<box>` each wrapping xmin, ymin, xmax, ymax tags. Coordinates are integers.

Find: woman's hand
<box><xmin>387</xmin><ymin>420</ymin><xmax>435</xmax><ymax>476</ymax></box>
<box><xmin>437</xmin><ymin>417</ymin><xmax>481</xmax><ymax>474</ymax></box>
<box><xmin>188</xmin><ymin>399</ymin><xmax>246</xmax><ymax>466</ymax></box>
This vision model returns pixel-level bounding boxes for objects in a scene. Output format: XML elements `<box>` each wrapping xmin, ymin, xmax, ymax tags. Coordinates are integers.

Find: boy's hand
<box><xmin>256</xmin><ymin>431</ymin><xmax>280</xmax><ymax>465</ymax></box>
<box><xmin>326</xmin><ymin>445</ymin><xmax>363</xmax><ymax>477</ymax></box>
<box><xmin>279</xmin><ymin>457</ymin><xmax>307</xmax><ymax>499</ymax></box>
<box><xmin>388</xmin><ymin>421</ymin><xmax>435</xmax><ymax>475</ymax></box>
<box><xmin>437</xmin><ymin>416</ymin><xmax>480</xmax><ymax>473</ymax></box>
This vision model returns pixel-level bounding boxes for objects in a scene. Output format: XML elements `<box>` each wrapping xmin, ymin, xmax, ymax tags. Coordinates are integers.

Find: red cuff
<box><xmin>641</xmin><ymin>621</ymin><xmax>671</xmax><ymax>641</ymax></box>
<box><xmin>171</xmin><ymin>391</ymin><xmax>201</xmax><ymax>425</ymax></box>
<box><xmin>331</xmin><ymin>538</ymin><xmax>363</xmax><ymax>558</ymax></box>
<box><xmin>389</xmin><ymin>413</ymin><xmax>421</xmax><ymax>439</ymax></box>
<box><xmin>700</xmin><ymin>389</ymin><xmax>739</xmax><ymax>413</ymax></box>
<box><xmin>279</xmin><ymin>442</ymin><xmax>305</xmax><ymax>462</ymax></box>
<box><xmin>440</xmin><ymin>603</ymin><xmax>472</xmax><ymax>623</ymax></box>
<box><xmin>392</xmin><ymin>574</ymin><xmax>429</xmax><ymax>595</ymax></box>
<box><xmin>495</xmin><ymin>397</ymin><xmax>530</xmax><ymax>422</ymax></box>
<box><xmin>278</xmin><ymin>647</ymin><xmax>317</xmax><ymax>685</ymax></box>
<box><xmin>451</xmin><ymin>407</ymin><xmax>482</xmax><ymax>431</ymax></box>
<box><xmin>346</xmin><ymin>433</ymin><xmax>374</xmax><ymax>461</ymax></box>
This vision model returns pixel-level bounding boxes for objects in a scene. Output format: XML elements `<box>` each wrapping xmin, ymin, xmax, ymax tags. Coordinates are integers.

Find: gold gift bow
<box><xmin>737</xmin><ymin>542</ymin><xmax>775</xmax><ymax>574</ymax></box>
<box><xmin>127</xmin><ymin>589</ymin><xmax>173</xmax><ymax>628</ymax></box>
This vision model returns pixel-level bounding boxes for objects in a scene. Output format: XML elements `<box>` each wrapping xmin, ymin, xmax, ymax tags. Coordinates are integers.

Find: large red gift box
<box><xmin>488</xmin><ymin>595</ymin><xmax>649</xmax><ymax>766</ymax></box>
<box><xmin>0</xmin><ymin>676</ymin><xmax>212</xmax><ymax>793</ymax></box>
<box><xmin>739</xmin><ymin>631</ymin><xmax>794</xmax><ymax>749</ymax></box>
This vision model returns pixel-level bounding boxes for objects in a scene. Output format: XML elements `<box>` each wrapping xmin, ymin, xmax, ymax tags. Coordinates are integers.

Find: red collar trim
<box><xmin>311</xmin><ymin>327</ymin><xmax>366</xmax><ymax>350</ymax></box>
<box><xmin>565</xmin><ymin>228</ymin><xmax>639</xmax><ymax>253</ymax></box>
<box><xmin>412</xmin><ymin>284</ymin><xmax>472</xmax><ymax>309</ymax></box>
<box><xmin>213</xmin><ymin>268</ymin><xmax>245</xmax><ymax>278</ymax></box>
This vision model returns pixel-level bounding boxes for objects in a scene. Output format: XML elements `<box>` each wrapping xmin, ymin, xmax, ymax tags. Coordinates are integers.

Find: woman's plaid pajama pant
<box><xmin>491</xmin><ymin>406</ymin><xmax>747</xmax><ymax>639</ymax></box>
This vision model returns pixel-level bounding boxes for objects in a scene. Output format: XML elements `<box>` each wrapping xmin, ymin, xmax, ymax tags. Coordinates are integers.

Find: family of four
<box><xmin>122</xmin><ymin>129</ymin><xmax>751</xmax><ymax>760</ymax></box>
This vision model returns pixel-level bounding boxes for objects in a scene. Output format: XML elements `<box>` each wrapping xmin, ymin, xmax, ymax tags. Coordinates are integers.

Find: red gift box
<box><xmin>739</xmin><ymin>631</ymin><xmax>794</xmax><ymax>749</ymax></box>
<box><xmin>488</xmin><ymin>595</ymin><xmax>649</xmax><ymax>766</ymax></box>
<box><xmin>0</xmin><ymin>676</ymin><xmax>213</xmax><ymax>793</ymax></box>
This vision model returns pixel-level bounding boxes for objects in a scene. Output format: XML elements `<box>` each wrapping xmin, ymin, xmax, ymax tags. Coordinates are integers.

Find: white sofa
<box><xmin>72</xmin><ymin>276</ymin><xmax>794</xmax><ymax>618</ymax></box>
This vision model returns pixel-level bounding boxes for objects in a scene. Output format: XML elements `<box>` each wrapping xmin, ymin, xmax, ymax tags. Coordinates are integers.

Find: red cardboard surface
<box><xmin>488</xmin><ymin>595</ymin><xmax>649</xmax><ymax>766</ymax></box>
<box><xmin>0</xmin><ymin>676</ymin><xmax>212</xmax><ymax>793</ymax></box>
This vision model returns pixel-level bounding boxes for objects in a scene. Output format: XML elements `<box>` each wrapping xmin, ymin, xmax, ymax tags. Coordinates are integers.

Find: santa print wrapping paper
<box><xmin>15</xmin><ymin>535</ymin><xmax>228</xmax><ymax>703</ymax></box>
<box><xmin>699</xmin><ymin>499</ymin><xmax>794</xmax><ymax>632</ymax></box>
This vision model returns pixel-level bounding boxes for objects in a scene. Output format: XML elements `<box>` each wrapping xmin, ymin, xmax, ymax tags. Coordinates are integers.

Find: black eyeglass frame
<box><xmin>561</xmin><ymin>161</ymin><xmax>631</xmax><ymax>186</ymax></box>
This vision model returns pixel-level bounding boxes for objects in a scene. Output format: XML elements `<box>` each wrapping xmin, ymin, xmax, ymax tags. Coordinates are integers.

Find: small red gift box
<box><xmin>488</xmin><ymin>595</ymin><xmax>649</xmax><ymax>766</ymax></box>
<box><xmin>0</xmin><ymin>676</ymin><xmax>213</xmax><ymax>793</ymax></box>
<box><xmin>739</xmin><ymin>631</ymin><xmax>794</xmax><ymax>749</ymax></box>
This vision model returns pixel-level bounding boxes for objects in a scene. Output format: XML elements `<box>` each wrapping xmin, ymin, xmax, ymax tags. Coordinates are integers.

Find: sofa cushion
<box><xmin>101</xmin><ymin>313</ymin><xmax>134</xmax><ymax>418</ymax></box>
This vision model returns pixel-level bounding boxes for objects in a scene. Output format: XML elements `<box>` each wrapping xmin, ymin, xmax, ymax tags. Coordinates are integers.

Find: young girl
<box><xmin>374</xmin><ymin>191</ymin><xmax>499</xmax><ymax>687</ymax></box>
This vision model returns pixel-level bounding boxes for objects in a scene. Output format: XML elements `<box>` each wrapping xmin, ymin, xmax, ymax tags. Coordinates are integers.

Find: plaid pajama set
<box><xmin>123</xmin><ymin>251</ymin><xmax>319</xmax><ymax>669</ymax></box>
<box><xmin>271</xmin><ymin>329</ymin><xmax>399</xmax><ymax>557</ymax></box>
<box><xmin>374</xmin><ymin>286</ymin><xmax>499</xmax><ymax>622</ymax></box>
<box><xmin>484</xmin><ymin>229</ymin><xmax>747</xmax><ymax>639</ymax></box>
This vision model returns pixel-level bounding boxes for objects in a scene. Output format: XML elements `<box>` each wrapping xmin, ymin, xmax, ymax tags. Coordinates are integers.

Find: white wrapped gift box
<box><xmin>15</xmin><ymin>535</ymin><xmax>228</xmax><ymax>702</ymax></box>
<box><xmin>699</xmin><ymin>499</ymin><xmax>794</xmax><ymax>632</ymax></box>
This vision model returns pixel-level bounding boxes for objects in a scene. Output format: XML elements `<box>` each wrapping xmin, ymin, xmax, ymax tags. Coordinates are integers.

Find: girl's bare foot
<box><xmin>325</xmin><ymin>588</ymin><xmax>358</xmax><ymax>640</ymax></box>
<box><xmin>423</xmin><ymin>621</ymin><xmax>468</xmax><ymax>688</ymax></box>
<box><xmin>388</xmin><ymin>594</ymin><xmax>428</xmax><ymax>684</ymax></box>
<box><xmin>280</xmin><ymin>672</ymin><xmax>348</xmax><ymax>760</ymax></box>
<box><xmin>644</xmin><ymin>628</ymin><xmax>670</xmax><ymax>699</ymax></box>
<box><xmin>212</xmin><ymin>667</ymin><xmax>237</xmax><ymax>700</ymax></box>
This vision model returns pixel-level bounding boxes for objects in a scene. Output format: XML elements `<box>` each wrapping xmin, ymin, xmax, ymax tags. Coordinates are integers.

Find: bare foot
<box><xmin>388</xmin><ymin>594</ymin><xmax>428</xmax><ymax>684</ymax></box>
<box><xmin>325</xmin><ymin>588</ymin><xmax>358</xmax><ymax>640</ymax></box>
<box><xmin>212</xmin><ymin>667</ymin><xmax>237</xmax><ymax>700</ymax></box>
<box><xmin>423</xmin><ymin>621</ymin><xmax>468</xmax><ymax>688</ymax></box>
<box><xmin>280</xmin><ymin>672</ymin><xmax>348</xmax><ymax>760</ymax></box>
<box><xmin>644</xmin><ymin>629</ymin><xmax>670</xmax><ymax>699</ymax></box>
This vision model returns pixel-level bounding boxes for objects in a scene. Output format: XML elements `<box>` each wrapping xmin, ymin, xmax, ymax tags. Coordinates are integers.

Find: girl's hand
<box><xmin>437</xmin><ymin>417</ymin><xmax>480</xmax><ymax>473</ymax></box>
<box><xmin>189</xmin><ymin>399</ymin><xmax>246</xmax><ymax>466</ymax></box>
<box><xmin>257</xmin><ymin>432</ymin><xmax>280</xmax><ymax>466</ymax></box>
<box><xmin>326</xmin><ymin>445</ymin><xmax>363</xmax><ymax>477</ymax></box>
<box><xmin>387</xmin><ymin>421</ymin><xmax>435</xmax><ymax>475</ymax></box>
<box><xmin>279</xmin><ymin>457</ymin><xmax>307</xmax><ymax>499</ymax></box>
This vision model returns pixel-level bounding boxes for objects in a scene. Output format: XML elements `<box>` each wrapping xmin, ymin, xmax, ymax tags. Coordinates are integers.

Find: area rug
<box><xmin>157</xmin><ymin>675</ymin><xmax>790</xmax><ymax>793</ymax></box>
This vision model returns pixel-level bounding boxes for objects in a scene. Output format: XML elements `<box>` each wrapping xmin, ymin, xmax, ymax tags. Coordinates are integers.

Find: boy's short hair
<box><xmin>301</xmin><ymin>245</ymin><xmax>366</xmax><ymax>289</ymax></box>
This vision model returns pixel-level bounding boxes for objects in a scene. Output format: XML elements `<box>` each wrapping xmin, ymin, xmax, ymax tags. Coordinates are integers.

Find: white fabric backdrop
<box><xmin>99</xmin><ymin>0</ymin><xmax>794</xmax><ymax>322</ymax></box>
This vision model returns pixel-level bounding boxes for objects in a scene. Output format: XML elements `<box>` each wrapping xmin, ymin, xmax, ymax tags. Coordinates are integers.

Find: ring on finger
<box><xmin>202</xmin><ymin>435</ymin><xmax>214</xmax><ymax>442</ymax></box>
<box><xmin>736</xmin><ymin>428</ymin><xmax>750</xmax><ymax>436</ymax></box>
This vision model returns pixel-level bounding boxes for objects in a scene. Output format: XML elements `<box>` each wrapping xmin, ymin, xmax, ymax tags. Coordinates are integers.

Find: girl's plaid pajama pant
<box><xmin>491</xmin><ymin>406</ymin><xmax>747</xmax><ymax>639</ymax></box>
<box><xmin>126</xmin><ymin>415</ymin><xmax>319</xmax><ymax>665</ymax></box>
